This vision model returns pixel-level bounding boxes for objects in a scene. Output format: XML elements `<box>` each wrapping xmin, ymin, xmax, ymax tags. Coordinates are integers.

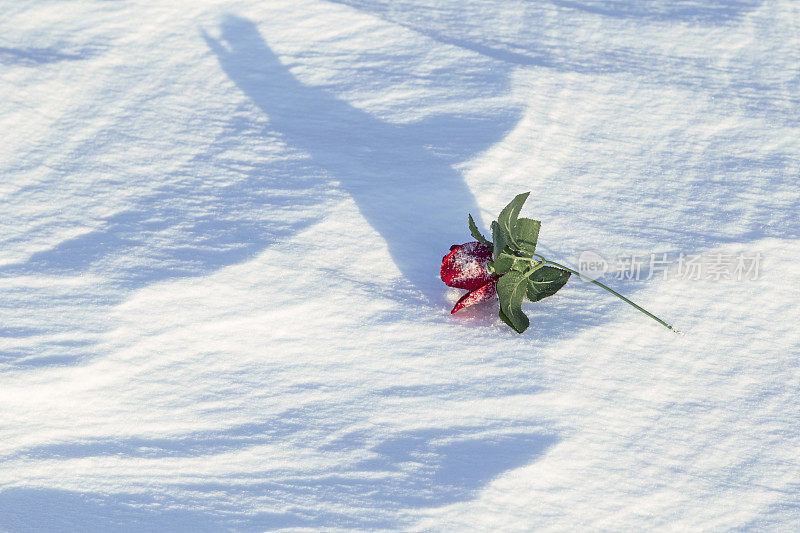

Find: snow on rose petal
<box><xmin>440</xmin><ymin>241</ymin><xmax>496</xmax><ymax>291</ymax></box>
<box><xmin>451</xmin><ymin>279</ymin><xmax>497</xmax><ymax>314</ymax></box>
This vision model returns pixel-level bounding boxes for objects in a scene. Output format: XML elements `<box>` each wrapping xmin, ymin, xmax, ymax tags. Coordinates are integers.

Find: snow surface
<box><xmin>2</xmin><ymin>0</ymin><xmax>799</xmax><ymax>530</ymax></box>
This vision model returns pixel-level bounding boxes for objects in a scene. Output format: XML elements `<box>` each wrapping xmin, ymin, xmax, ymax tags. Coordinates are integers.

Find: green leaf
<box><xmin>492</xmin><ymin>254</ymin><xmax>512</xmax><ymax>275</ymax></box>
<box><xmin>496</xmin><ymin>271</ymin><xmax>530</xmax><ymax>333</ymax></box>
<box><xmin>497</xmin><ymin>192</ymin><xmax>530</xmax><ymax>249</ymax></box>
<box><xmin>498</xmin><ymin>306</ymin><xmax>516</xmax><ymax>330</ymax></box>
<box><xmin>493</xmin><ymin>252</ymin><xmax>528</xmax><ymax>275</ymax></box>
<box><xmin>515</xmin><ymin>218</ymin><xmax>541</xmax><ymax>254</ymax></box>
<box><xmin>468</xmin><ymin>214</ymin><xmax>492</xmax><ymax>247</ymax></box>
<box><xmin>491</xmin><ymin>221</ymin><xmax>506</xmax><ymax>262</ymax></box>
<box><xmin>526</xmin><ymin>266</ymin><xmax>571</xmax><ymax>302</ymax></box>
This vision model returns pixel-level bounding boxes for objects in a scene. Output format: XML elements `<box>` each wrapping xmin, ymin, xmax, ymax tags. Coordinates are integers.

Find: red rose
<box><xmin>440</xmin><ymin>241</ymin><xmax>500</xmax><ymax>314</ymax></box>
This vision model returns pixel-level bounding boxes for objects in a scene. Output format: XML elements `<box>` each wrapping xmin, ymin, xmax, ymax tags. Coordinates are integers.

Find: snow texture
<box><xmin>1</xmin><ymin>0</ymin><xmax>799</xmax><ymax>530</ymax></box>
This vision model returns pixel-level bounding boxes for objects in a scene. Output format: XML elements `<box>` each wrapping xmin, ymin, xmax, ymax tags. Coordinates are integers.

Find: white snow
<box><xmin>1</xmin><ymin>0</ymin><xmax>799</xmax><ymax>530</ymax></box>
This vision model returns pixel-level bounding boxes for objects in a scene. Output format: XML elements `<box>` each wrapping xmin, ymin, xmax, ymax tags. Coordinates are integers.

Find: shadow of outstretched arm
<box><xmin>204</xmin><ymin>15</ymin><xmax>516</xmax><ymax>299</ymax></box>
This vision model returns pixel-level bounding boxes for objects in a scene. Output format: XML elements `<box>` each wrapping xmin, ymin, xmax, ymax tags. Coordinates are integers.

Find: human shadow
<box><xmin>0</xmin><ymin>14</ymin><xmax>518</xmax><ymax>369</ymax></box>
<box><xmin>203</xmin><ymin>15</ymin><xmax>518</xmax><ymax>299</ymax></box>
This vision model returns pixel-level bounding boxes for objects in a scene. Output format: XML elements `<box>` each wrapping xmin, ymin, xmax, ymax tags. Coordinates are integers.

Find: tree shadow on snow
<box><xmin>328</xmin><ymin>0</ymin><xmax>764</xmax><ymax>73</ymax></box>
<box><xmin>549</xmin><ymin>0</ymin><xmax>761</xmax><ymax>24</ymax></box>
<box><xmin>0</xmin><ymin>45</ymin><xmax>101</xmax><ymax>66</ymax></box>
<box><xmin>1</xmin><ymin>423</ymin><xmax>557</xmax><ymax>530</ymax></box>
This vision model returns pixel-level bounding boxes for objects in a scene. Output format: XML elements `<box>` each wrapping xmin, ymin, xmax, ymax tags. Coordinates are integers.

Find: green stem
<box><xmin>522</xmin><ymin>257</ymin><xmax>546</xmax><ymax>279</ymax></box>
<box><xmin>544</xmin><ymin>260</ymin><xmax>676</xmax><ymax>332</ymax></box>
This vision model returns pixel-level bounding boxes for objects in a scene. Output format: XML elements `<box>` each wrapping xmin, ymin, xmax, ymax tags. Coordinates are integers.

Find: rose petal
<box><xmin>451</xmin><ymin>280</ymin><xmax>497</xmax><ymax>314</ymax></box>
<box><xmin>441</xmin><ymin>241</ymin><xmax>496</xmax><ymax>291</ymax></box>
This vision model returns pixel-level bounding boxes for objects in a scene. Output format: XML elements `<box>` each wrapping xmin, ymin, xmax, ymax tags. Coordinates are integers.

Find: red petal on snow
<box><xmin>451</xmin><ymin>280</ymin><xmax>497</xmax><ymax>314</ymax></box>
<box><xmin>441</xmin><ymin>241</ymin><xmax>496</xmax><ymax>291</ymax></box>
